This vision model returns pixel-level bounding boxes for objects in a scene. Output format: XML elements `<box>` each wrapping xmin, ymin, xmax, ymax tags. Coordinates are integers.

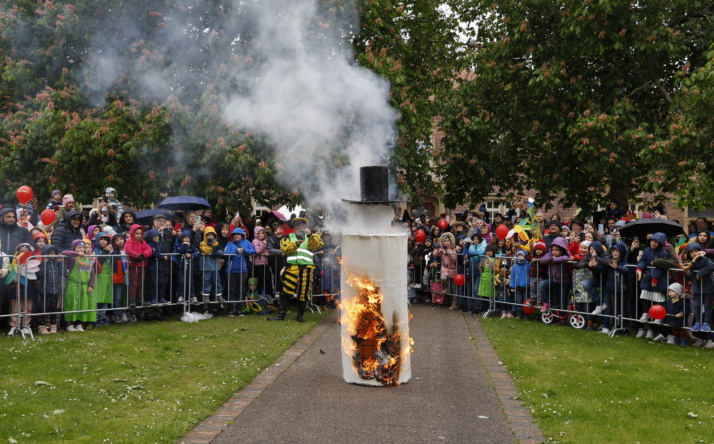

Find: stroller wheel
<box><xmin>568</xmin><ymin>313</ymin><xmax>586</xmax><ymax>329</ymax></box>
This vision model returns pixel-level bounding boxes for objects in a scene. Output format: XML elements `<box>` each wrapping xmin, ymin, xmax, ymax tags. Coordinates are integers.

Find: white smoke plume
<box><xmin>223</xmin><ymin>0</ymin><xmax>398</xmax><ymax>212</ymax></box>
<box><xmin>73</xmin><ymin>0</ymin><xmax>398</xmax><ymax>218</ymax></box>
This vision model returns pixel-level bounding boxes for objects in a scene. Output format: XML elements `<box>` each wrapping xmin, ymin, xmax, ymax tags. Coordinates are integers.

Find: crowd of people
<box><xmin>403</xmin><ymin>200</ymin><xmax>714</xmax><ymax>349</ymax></box>
<box><xmin>0</xmin><ymin>189</ymin><xmax>340</xmax><ymax>337</ymax></box>
<box><xmin>5</xmin><ymin>188</ymin><xmax>714</xmax><ymax>350</ymax></box>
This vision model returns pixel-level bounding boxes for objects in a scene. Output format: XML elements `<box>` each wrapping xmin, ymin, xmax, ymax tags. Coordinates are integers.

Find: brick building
<box><xmin>410</xmin><ymin>117</ymin><xmax>708</xmax><ymax>234</ymax></box>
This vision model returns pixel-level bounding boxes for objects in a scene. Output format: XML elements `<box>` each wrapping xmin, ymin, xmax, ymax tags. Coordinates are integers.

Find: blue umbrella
<box><xmin>158</xmin><ymin>195</ymin><xmax>211</xmax><ymax>211</ymax></box>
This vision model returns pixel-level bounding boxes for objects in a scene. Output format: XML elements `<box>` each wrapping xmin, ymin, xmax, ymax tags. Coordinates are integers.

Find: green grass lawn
<box><xmin>0</xmin><ymin>309</ymin><xmax>328</xmax><ymax>443</ymax></box>
<box><xmin>478</xmin><ymin>318</ymin><xmax>714</xmax><ymax>443</ymax></box>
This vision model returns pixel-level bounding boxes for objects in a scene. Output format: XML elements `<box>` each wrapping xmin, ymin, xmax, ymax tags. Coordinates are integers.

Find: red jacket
<box><xmin>112</xmin><ymin>253</ymin><xmax>126</xmax><ymax>285</ymax></box>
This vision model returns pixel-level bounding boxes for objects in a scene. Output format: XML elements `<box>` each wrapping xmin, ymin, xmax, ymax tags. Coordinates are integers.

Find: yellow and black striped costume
<box><xmin>280</xmin><ymin>232</ymin><xmax>323</xmax><ymax>302</ymax></box>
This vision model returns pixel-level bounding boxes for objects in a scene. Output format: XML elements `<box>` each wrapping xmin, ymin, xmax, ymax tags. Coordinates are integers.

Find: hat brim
<box><xmin>291</xmin><ymin>217</ymin><xmax>309</xmax><ymax>224</ymax></box>
<box><xmin>342</xmin><ymin>199</ymin><xmax>409</xmax><ymax>205</ymax></box>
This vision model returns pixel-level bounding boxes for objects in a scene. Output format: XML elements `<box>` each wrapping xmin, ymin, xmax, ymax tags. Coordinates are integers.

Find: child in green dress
<box><xmin>478</xmin><ymin>245</ymin><xmax>499</xmax><ymax>301</ymax></box>
<box><xmin>62</xmin><ymin>239</ymin><xmax>96</xmax><ymax>332</ymax></box>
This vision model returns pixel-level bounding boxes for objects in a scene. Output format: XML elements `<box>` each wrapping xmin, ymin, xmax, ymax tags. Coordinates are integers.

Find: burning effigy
<box><xmin>339</xmin><ymin>260</ymin><xmax>412</xmax><ymax>385</ymax></box>
<box><xmin>340</xmin><ymin>166</ymin><xmax>412</xmax><ymax>386</ymax></box>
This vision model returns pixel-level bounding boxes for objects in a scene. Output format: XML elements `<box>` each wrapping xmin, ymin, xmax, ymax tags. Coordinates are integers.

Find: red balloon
<box><xmin>523</xmin><ymin>299</ymin><xmax>537</xmax><ymax>315</ymax></box>
<box><xmin>414</xmin><ymin>229</ymin><xmax>426</xmax><ymax>243</ymax></box>
<box><xmin>454</xmin><ymin>274</ymin><xmax>465</xmax><ymax>286</ymax></box>
<box><xmin>437</xmin><ymin>219</ymin><xmax>448</xmax><ymax>230</ymax></box>
<box><xmin>649</xmin><ymin>304</ymin><xmax>666</xmax><ymax>320</ymax></box>
<box><xmin>16</xmin><ymin>186</ymin><xmax>33</xmax><ymax>204</ymax></box>
<box><xmin>40</xmin><ymin>209</ymin><xmax>56</xmax><ymax>225</ymax></box>
<box><xmin>495</xmin><ymin>224</ymin><xmax>509</xmax><ymax>240</ymax></box>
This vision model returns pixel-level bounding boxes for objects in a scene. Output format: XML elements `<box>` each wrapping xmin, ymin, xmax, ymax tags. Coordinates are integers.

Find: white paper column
<box><xmin>340</xmin><ymin>220</ymin><xmax>411</xmax><ymax>386</ymax></box>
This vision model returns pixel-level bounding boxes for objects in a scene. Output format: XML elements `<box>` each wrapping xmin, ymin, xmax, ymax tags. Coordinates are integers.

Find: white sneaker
<box><xmin>600</xmin><ymin>328</ymin><xmax>610</xmax><ymax>334</ymax></box>
<box><xmin>653</xmin><ymin>318</ymin><xmax>663</xmax><ymax>325</ymax></box>
<box><xmin>592</xmin><ymin>304</ymin><xmax>607</xmax><ymax>315</ymax></box>
<box><xmin>7</xmin><ymin>327</ymin><xmax>17</xmax><ymax>336</ymax></box>
<box><xmin>693</xmin><ymin>338</ymin><xmax>705</xmax><ymax>347</ymax></box>
<box><xmin>75</xmin><ymin>325</ymin><xmax>84</xmax><ymax>332</ymax></box>
<box><xmin>705</xmin><ymin>340</ymin><xmax>714</xmax><ymax>349</ymax></box>
<box><xmin>121</xmin><ymin>313</ymin><xmax>128</xmax><ymax>323</ymax></box>
<box><xmin>652</xmin><ymin>334</ymin><xmax>666</xmax><ymax>342</ymax></box>
<box><xmin>666</xmin><ymin>335</ymin><xmax>675</xmax><ymax>345</ymax></box>
<box><xmin>66</xmin><ymin>325</ymin><xmax>76</xmax><ymax>332</ymax></box>
<box><xmin>177</xmin><ymin>297</ymin><xmax>185</xmax><ymax>303</ymax></box>
<box><xmin>636</xmin><ymin>328</ymin><xmax>645</xmax><ymax>338</ymax></box>
<box><xmin>646</xmin><ymin>329</ymin><xmax>654</xmax><ymax>340</ymax></box>
<box><xmin>639</xmin><ymin>313</ymin><xmax>650</xmax><ymax>323</ymax></box>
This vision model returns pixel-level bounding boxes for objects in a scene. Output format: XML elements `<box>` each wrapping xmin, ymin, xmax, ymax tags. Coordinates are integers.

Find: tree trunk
<box><xmin>609</xmin><ymin>183</ymin><xmax>629</xmax><ymax>215</ymax></box>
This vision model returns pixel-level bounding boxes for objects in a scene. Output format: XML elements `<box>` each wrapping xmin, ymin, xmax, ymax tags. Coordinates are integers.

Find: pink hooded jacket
<box><xmin>125</xmin><ymin>224</ymin><xmax>152</xmax><ymax>267</ymax></box>
<box><xmin>252</xmin><ymin>226</ymin><xmax>268</xmax><ymax>266</ymax></box>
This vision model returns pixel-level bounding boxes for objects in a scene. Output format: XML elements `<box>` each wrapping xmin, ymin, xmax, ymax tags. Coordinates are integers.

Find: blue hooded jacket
<box><xmin>174</xmin><ymin>229</ymin><xmax>201</xmax><ymax>270</ymax></box>
<box><xmin>224</xmin><ymin>228</ymin><xmax>256</xmax><ymax>274</ymax></box>
<box><xmin>91</xmin><ymin>232</ymin><xmax>114</xmax><ymax>279</ymax></box>
<box><xmin>467</xmin><ymin>239</ymin><xmax>487</xmax><ymax>277</ymax></box>
<box><xmin>509</xmin><ymin>250</ymin><xmax>531</xmax><ymax>288</ymax></box>
<box><xmin>604</xmin><ymin>242</ymin><xmax>630</xmax><ymax>292</ymax></box>
<box><xmin>637</xmin><ymin>232</ymin><xmax>669</xmax><ymax>293</ymax></box>
<box><xmin>37</xmin><ymin>244</ymin><xmax>63</xmax><ymax>295</ymax></box>
<box><xmin>685</xmin><ymin>242</ymin><xmax>714</xmax><ymax>294</ymax></box>
<box><xmin>144</xmin><ymin>229</ymin><xmax>164</xmax><ymax>272</ymax></box>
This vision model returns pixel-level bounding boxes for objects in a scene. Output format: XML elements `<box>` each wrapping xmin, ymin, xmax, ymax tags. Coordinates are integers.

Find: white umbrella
<box><xmin>277</xmin><ymin>204</ymin><xmax>305</xmax><ymax>221</ymax></box>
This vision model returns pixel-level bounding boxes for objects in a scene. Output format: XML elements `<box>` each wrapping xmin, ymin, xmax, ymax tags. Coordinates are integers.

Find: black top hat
<box><xmin>343</xmin><ymin>165</ymin><xmax>409</xmax><ymax>205</ymax></box>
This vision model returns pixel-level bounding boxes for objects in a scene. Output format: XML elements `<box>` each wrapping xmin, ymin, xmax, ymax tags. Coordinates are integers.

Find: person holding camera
<box><xmin>84</xmin><ymin>198</ymin><xmax>119</xmax><ymax>230</ymax></box>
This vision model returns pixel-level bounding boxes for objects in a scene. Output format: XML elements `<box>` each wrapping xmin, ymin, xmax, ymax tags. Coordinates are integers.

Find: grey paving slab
<box><xmin>208</xmin><ymin>305</ymin><xmax>523</xmax><ymax>444</ymax></box>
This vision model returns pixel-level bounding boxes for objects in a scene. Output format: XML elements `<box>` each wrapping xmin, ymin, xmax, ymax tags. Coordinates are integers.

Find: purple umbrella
<box><xmin>270</xmin><ymin>210</ymin><xmax>286</xmax><ymax>221</ymax></box>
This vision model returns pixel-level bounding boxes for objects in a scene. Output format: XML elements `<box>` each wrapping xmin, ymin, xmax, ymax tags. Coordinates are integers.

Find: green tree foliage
<box><xmin>351</xmin><ymin>0</ymin><xmax>468</xmax><ymax>199</ymax></box>
<box><xmin>437</xmin><ymin>0</ymin><xmax>714</xmax><ymax>212</ymax></box>
<box><xmin>649</xmin><ymin>46</ymin><xmax>714</xmax><ymax>210</ymax></box>
<box><xmin>0</xmin><ymin>1</ymin><xmax>326</xmax><ymax>212</ymax></box>
<box><xmin>0</xmin><ymin>0</ymin><xmax>465</xmax><ymax>214</ymax></box>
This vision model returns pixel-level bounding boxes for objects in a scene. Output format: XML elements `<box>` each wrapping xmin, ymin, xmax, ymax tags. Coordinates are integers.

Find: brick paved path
<box><xmin>182</xmin><ymin>305</ymin><xmax>545</xmax><ymax>444</ymax></box>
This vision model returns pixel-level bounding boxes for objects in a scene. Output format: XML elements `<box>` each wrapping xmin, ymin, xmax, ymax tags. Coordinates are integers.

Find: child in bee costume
<box><xmin>268</xmin><ymin>217</ymin><xmax>323</xmax><ymax>322</ymax></box>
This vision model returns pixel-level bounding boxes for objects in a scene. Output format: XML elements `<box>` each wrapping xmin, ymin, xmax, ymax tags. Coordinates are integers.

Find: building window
<box><xmin>483</xmin><ymin>201</ymin><xmax>511</xmax><ymax>222</ymax></box>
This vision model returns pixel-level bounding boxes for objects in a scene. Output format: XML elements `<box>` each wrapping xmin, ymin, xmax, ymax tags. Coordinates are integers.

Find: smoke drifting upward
<box><xmin>66</xmin><ymin>0</ymin><xmax>396</xmax><ymax>212</ymax></box>
<box><xmin>223</xmin><ymin>0</ymin><xmax>397</xmax><ymax>211</ymax></box>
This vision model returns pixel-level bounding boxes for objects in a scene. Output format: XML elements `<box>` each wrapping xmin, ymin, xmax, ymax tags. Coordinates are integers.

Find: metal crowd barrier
<box><xmin>409</xmin><ymin>248</ymin><xmax>714</xmax><ymax>342</ymax></box>
<box><xmin>8</xmin><ymin>244</ymin><xmax>712</xmax><ymax>343</ymax></box>
<box><xmin>2</xmin><ymin>247</ymin><xmax>343</xmax><ymax>341</ymax></box>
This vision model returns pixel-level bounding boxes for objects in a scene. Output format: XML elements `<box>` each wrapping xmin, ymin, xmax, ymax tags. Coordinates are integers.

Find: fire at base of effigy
<box><xmin>339</xmin><ymin>231</ymin><xmax>412</xmax><ymax>386</ymax></box>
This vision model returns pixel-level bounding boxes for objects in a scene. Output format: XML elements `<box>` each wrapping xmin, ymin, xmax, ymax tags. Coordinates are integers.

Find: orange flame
<box><xmin>337</xmin><ymin>260</ymin><xmax>413</xmax><ymax>386</ymax></box>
